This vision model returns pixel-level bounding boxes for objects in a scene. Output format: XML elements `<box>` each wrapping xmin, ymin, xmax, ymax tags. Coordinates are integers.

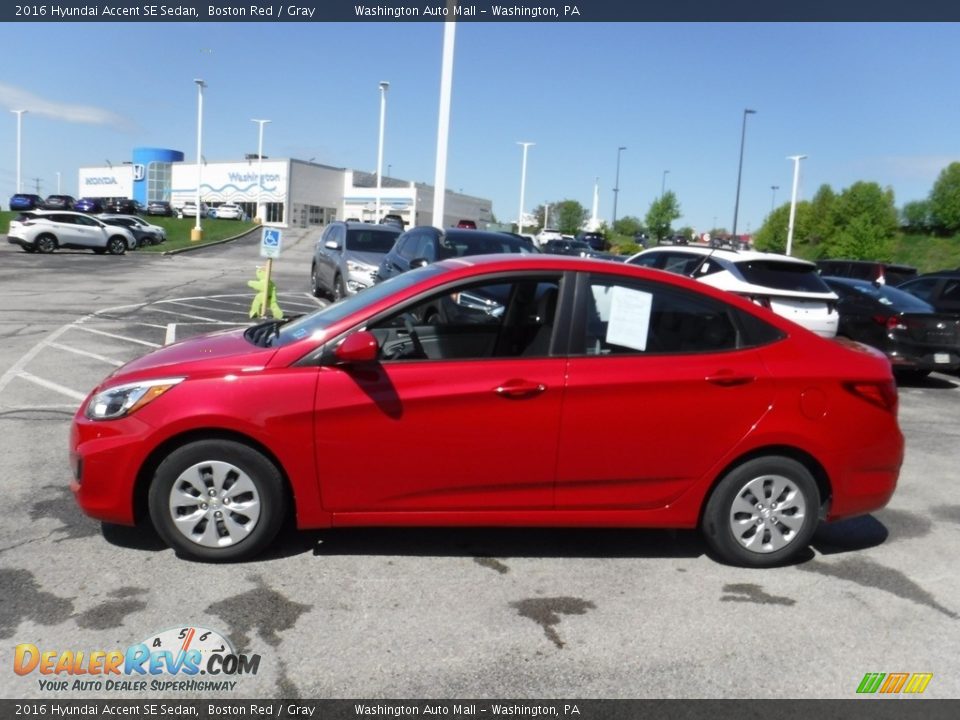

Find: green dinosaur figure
<box><xmin>247</xmin><ymin>266</ymin><xmax>283</xmax><ymax>319</ymax></box>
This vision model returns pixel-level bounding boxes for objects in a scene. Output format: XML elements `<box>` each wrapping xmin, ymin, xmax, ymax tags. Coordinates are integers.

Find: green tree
<box><xmin>645</xmin><ymin>191</ymin><xmax>681</xmax><ymax>242</ymax></box>
<box><xmin>753</xmin><ymin>202</ymin><xmax>814</xmax><ymax>255</ymax></box>
<box><xmin>824</xmin><ymin>182</ymin><xmax>898</xmax><ymax>260</ymax></box>
<box><xmin>613</xmin><ymin>215</ymin><xmax>643</xmax><ymax>237</ymax></box>
<box><xmin>929</xmin><ymin>162</ymin><xmax>960</xmax><ymax>233</ymax></box>
<box><xmin>901</xmin><ymin>200</ymin><xmax>931</xmax><ymax>232</ymax></box>
<box><xmin>554</xmin><ymin>199</ymin><xmax>588</xmax><ymax>235</ymax></box>
<box><xmin>808</xmin><ymin>184</ymin><xmax>837</xmax><ymax>246</ymax></box>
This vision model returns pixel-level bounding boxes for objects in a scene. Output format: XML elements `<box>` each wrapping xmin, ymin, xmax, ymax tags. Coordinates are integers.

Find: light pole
<box><xmin>786</xmin><ymin>155</ymin><xmax>807</xmax><ymax>256</ymax></box>
<box><xmin>612</xmin><ymin>146</ymin><xmax>626</xmax><ymax>228</ymax></box>
<box><xmin>11</xmin><ymin>110</ymin><xmax>27</xmax><ymax>194</ymax></box>
<box><xmin>432</xmin><ymin>20</ymin><xmax>456</xmax><ymax>227</ymax></box>
<box><xmin>251</xmin><ymin>118</ymin><xmax>271</xmax><ymax>223</ymax></box>
<box><xmin>770</xmin><ymin>185</ymin><xmax>779</xmax><ymax>214</ymax></box>
<box><xmin>375</xmin><ymin>80</ymin><xmax>389</xmax><ymax>222</ymax></box>
<box><xmin>517</xmin><ymin>141</ymin><xmax>534</xmax><ymax>235</ymax></box>
<box><xmin>661</xmin><ymin>169</ymin><xmax>670</xmax><ymax>198</ymax></box>
<box><xmin>192</xmin><ymin>79</ymin><xmax>206</xmax><ymax>242</ymax></box>
<box><xmin>731</xmin><ymin>108</ymin><xmax>756</xmax><ymax>242</ymax></box>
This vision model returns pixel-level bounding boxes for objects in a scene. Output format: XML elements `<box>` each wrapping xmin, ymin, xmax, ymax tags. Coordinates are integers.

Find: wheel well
<box><xmin>698</xmin><ymin>445</ymin><xmax>832</xmax><ymax>527</ymax></box>
<box><xmin>132</xmin><ymin>429</ymin><xmax>295</xmax><ymax>528</ymax></box>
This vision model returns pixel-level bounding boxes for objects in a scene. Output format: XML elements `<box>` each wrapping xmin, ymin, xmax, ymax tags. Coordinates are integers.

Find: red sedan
<box><xmin>70</xmin><ymin>255</ymin><xmax>903</xmax><ymax>566</ymax></box>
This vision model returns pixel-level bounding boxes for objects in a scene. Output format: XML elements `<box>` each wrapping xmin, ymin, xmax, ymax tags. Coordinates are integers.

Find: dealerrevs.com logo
<box><xmin>857</xmin><ymin>672</ymin><xmax>933</xmax><ymax>695</ymax></box>
<box><xmin>14</xmin><ymin>626</ymin><xmax>260</xmax><ymax>692</ymax></box>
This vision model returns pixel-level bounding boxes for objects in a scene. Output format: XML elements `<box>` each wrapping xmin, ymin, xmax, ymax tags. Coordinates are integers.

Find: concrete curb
<box><xmin>160</xmin><ymin>225</ymin><xmax>260</xmax><ymax>255</ymax></box>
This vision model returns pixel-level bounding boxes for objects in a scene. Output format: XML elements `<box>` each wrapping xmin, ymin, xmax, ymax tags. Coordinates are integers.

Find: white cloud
<box><xmin>0</xmin><ymin>83</ymin><xmax>130</xmax><ymax>128</ymax></box>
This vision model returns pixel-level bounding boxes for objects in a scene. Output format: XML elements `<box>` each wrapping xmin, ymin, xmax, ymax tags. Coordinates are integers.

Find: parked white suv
<box><xmin>627</xmin><ymin>246</ymin><xmax>839</xmax><ymax>337</ymax></box>
<box><xmin>7</xmin><ymin>211</ymin><xmax>135</xmax><ymax>255</ymax></box>
<box><xmin>535</xmin><ymin>228</ymin><xmax>563</xmax><ymax>247</ymax></box>
<box><xmin>213</xmin><ymin>203</ymin><xmax>244</xmax><ymax>220</ymax></box>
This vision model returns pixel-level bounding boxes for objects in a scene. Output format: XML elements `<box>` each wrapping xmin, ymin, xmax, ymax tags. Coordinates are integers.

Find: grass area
<box><xmin>889</xmin><ymin>234</ymin><xmax>960</xmax><ymax>273</ymax></box>
<box><xmin>0</xmin><ymin>210</ymin><xmax>257</xmax><ymax>253</ymax></box>
<box><xmin>137</xmin><ymin>216</ymin><xmax>258</xmax><ymax>252</ymax></box>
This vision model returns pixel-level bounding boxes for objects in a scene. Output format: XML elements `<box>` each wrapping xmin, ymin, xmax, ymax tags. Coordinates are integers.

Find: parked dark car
<box><xmin>9</xmin><ymin>194</ymin><xmax>44</xmax><ymax>211</ymax></box>
<box><xmin>377</xmin><ymin>228</ymin><xmax>536</xmax><ymax>282</ymax></box>
<box><xmin>311</xmin><ymin>221</ymin><xmax>402</xmax><ymax>300</ymax></box>
<box><xmin>43</xmin><ymin>194</ymin><xmax>76</xmax><ymax>211</ymax></box>
<box><xmin>542</xmin><ymin>239</ymin><xmax>595</xmax><ymax>256</ymax></box>
<box><xmin>74</xmin><ymin>197</ymin><xmax>104</xmax><ymax>213</ymax></box>
<box><xmin>824</xmin><ymin>276</ymin><xmax>960</xmax><ymax>378</ymax></box>
<box><xmin>897</xmin><ymin>273</ymin><xmax>960</xmax><ymax>314</ymax></box>
<box><xmin>380</xmin><ymin>214</ymin><xmax>406</xmax><ymax>229</ymax></box>
<box><xmin>146</xmin><ymin>200</ymin><xmax>174</xmax><ymax>217</ymax></box>
<box><xmin>456</xmin><ymin>219</ymin><xmax>477</xmax><ymax>229</ymax></box>
<box><xmin>103</xmin><ymin>198</ymin><xmax>143</xmax><ymax>214</ymax></box>
<box><xmin>575</xmin><ymin>231</ymin><xmax>608</xmax><ymax>251</ymax></box>
<box><xmin>816</xmin><ymin>259</ymin><xmax>918</xmax><ymax>287</ymax></box>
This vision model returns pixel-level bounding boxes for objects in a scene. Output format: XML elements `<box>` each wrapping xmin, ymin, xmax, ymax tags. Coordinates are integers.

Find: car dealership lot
<box><xmin>0</xmin><ymin>231</ymin><xmax>958</xmax><ymax>699</ymax></box>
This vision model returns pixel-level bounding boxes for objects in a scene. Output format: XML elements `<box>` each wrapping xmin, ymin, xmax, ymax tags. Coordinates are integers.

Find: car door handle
<box><xmin>705</xmin><ymin>372</ymin><xmax>755</xmax><ymax>387</ymax></box>
<box><xmin>494</xmin><ymin>380</ymin><xmax>547</xmax><ymax>399</ymax></box>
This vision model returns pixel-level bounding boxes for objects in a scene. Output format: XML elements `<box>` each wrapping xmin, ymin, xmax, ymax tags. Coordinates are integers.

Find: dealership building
<box><xmin>79</xmin><ymin>147</ymin><xmax>494</xmax><ymax>229</ymax></box>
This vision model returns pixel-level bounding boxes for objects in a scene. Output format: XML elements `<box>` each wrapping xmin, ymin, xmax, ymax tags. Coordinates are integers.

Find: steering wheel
<box><xmin>401</xmin><ymin>313</ymin><xmax>428</xmax><ymax>359</ymax></box>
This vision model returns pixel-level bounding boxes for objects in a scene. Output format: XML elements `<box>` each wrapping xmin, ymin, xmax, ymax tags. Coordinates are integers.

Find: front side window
<box><xmin>579</xmin><ymin>275</ymin><xmax>740</xmax><ymax>356</ymax></box>
<box><xmin>368</xmin><ymin>274</ymin><xmax>562</xmax><ymax>362</ymax></box>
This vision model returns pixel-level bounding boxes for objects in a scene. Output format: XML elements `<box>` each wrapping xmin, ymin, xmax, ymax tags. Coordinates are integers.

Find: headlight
<box><xmin>84</xmin><ymin>377</ymin><xmax>184</xmax><ymax>420</ymax></box>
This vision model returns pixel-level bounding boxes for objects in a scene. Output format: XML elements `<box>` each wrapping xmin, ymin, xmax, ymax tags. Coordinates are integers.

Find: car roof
<box><xmin>632</xmin><ymin>245</ymin><xmax>817</xmax><ymax>267</ymax></box>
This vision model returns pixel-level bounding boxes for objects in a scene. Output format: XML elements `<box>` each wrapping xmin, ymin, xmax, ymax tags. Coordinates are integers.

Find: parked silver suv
<box><xmin>7</xmin><ymin>211</ymin><xmax>136</xmax><ymax>255</ymax></box>
<box><xmin>310</xmin><ymin>221</ymin><xmax>402</xmax><ymax>300</ymax></box>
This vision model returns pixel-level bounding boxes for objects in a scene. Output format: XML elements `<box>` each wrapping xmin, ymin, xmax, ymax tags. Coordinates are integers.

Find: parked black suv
<box><xmin>575</xmin><ymin>231</ymin><xmax>608</xmax><ymax>251</ymax></box>
<box><xmin>815</xmin><ymin>259</ymin><xmax>918</xmax><ymax>287</ymax></box>
<box><xmin>103</xmin><ymin>198</ymin><xmax>144</xmax><ymax>214</ymax></box>
<box><xmin>377</xmin><ymin>228</ymin><xmax>534</xmax><ymax>281</ymax></box>
<box><xmin>146</xmin><ymin>200</ymin><xmax>174</xmax><ymax>216</ymax></box>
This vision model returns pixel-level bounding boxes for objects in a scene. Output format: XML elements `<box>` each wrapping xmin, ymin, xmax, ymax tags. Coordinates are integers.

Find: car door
<box><xmin>554</xmin><ymin>272</ymin><xmax>774</xmax><ymax>510</ymax></box>
<box><xmin>312</xmin><ymin>272</ymin><xmax>569</xmax><ymax>513</ymax></box>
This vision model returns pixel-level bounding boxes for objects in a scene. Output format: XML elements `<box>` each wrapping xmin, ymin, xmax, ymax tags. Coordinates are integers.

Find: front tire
<box><xmin>311</xmin><ymin>262</ymin><xmax>323</xmax><ymax>297</ymax></box>
<box><xmin>107</xmin><ymin>236</ymin><xmax>127</xmax><ymax>255</ymax></box>
<box><xmin>148</xmin><ymin>439</ymin><xmax>288</xmax><ymax>562</ymax></box>
<box><xmin>702</xmin><ymin>456</ymin><xmax>820</xmax><ymax>568</ymax></box>
<box><xmin>333</xmin><ymin>274</ymin><xmax>347</xmax><ymax>301</ymax></box>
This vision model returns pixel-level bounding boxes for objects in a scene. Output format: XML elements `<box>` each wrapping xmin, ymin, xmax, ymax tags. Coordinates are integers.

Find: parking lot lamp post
<box><xmin>770</xmin><ymin>185</ymin><xmax>779</xmax><ymax>214</ymax></box>
<box><xmin>251</xmin><ymin>118</ymin><xmax>271</xmax><ymax>223</ymax></box>
<box><xmin>786</xmin><ymin>155</ymin><xmax>807</xmax><ymax>256</ymax></box>
<box><xmin>612</xmin><ymin>146</ymin><xmax>626</xmax><ymax>229</ymax></box>
<box><xmin>661</xmin><ymin>169</ymin><xmax>670</xmax><ymax>198</ymax></box>
<box><xmin>376</xmin><ymin>81</ymin><xmax>389</xmax><ymax>222</ymax></box>
<box><xmin>731</xmin><ymin>108</ymin><xmax>756</xmax><ymax>242</ymax></box>
<box><xmin>517</xmin><ymin>141</ymin><xmax>534</xmax><ymax>235</ymax></box>
<box><xmin>11</xmin><ymin>109</ymin><xmax>27</xmax><ymax>193</ymax></box>
<box><xmin>192</xmin><ymin>79</ymin><xmax>206</xmax><ymax>242</ymax></box>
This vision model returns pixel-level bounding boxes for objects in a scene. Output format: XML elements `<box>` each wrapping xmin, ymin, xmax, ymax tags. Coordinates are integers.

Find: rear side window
<box><xmin>735</xmin><ymin>260</ymin><xmax>831</xmax><ymax>293</ymax></box>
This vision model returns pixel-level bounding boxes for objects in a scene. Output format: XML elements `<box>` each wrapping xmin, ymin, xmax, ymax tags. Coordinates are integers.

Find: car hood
<box><xmin>107</xmin><ymin>328</ymin><xmax>276</xmax><ymax>383</ymax></box>
<box><xmin>346</xmin><ymin>250</ymin><xmax>388</xmax><ymax>266</ymax></box>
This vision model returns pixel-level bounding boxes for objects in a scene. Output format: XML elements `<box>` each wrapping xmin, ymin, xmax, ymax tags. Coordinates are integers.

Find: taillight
<box><xmin>844</xmin><ymin>380</ymin><xmax>898</xmax><ymax>413</ymax></box>
<box><xmin>873</xmin><ymin>314</ymin><xmax>905</xmax><ymax>332</ymax></box>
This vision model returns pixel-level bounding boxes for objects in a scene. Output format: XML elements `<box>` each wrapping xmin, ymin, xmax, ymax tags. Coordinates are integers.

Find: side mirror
<box><xmin>410</xmin><ymin>257</ymin><xmax>430</xmax><ymax>269</ymax></box>
<box><xmin>324</xmin><ymin>240</ymin><xmax>341</xmax><ymax>251</ymax></box>
<box><xmin>334</xmin><ymin>331</ymin><xmax>379</xmax><ymax>364</ymax></box>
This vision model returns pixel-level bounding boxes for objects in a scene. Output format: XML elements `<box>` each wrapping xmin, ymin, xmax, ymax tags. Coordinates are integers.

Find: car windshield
<box><xmin>735</xmin><ymin>260</ymin><xmax>832</xmax><ymax>293</ymax></box>
<box><xmin>272</xmin><ymin>264</ymin><xmax>446</xmax><ymax>347</ymax></box>
<box><xmin>345</xmin><ymin>228</ymin><xmax>400</xmax><ymax>253</ymax></box>
<box><xmin>850</xmin><ymin>282</ymin><xmax>936</xmax><ymax>312</ymax></box>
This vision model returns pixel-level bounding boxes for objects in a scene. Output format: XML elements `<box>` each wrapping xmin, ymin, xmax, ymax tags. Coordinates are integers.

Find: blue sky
<box><xmin>2</xmin><ymin>22</ymin><xmax>958</xmax><ymax>233</ymax></box>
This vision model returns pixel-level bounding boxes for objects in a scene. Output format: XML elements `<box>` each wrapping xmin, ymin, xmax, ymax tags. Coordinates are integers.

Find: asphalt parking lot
<box><xmin>0</xmin><ymin>229</ymin><xmax>958</xmax><ymax>700</ymax></box>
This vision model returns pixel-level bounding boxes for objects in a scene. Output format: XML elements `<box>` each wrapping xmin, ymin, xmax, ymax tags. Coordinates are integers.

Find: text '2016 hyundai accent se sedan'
<box><xmin>70</xmin><ymin>255</ymin><xmax>904</xmax><ymax>566</ymax></box>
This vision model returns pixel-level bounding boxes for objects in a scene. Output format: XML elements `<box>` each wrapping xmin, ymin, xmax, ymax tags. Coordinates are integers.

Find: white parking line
<box><xmin>149</xmin><ymin>307</ymin><xmax>233</xmax><ymax>323</ymax></box>
<box><xmin>71</xmin><ymin>325</ymin><xmax>162</xmax><ymax>348</ymax></box>
<box><xmin>45</xmin><ymin>342</ymin><xmax>124</xmax><ymax>367</ymax></box>
<box><xmin>202</xmin><ymin>297</ymin><xmax>251</xmax><ymax>309</ymax></box>
<box><xmin>16</xmin><ymin>372</ymin><xmax>86</xmax><ymax>402</ymax></box>
<box><xmin>162</xmin><ymin>299</ymin><xmax>250</xmax><ymax>315</ymax></box>
<box><xmin>280</xmin><ymin>298</ymin><xmax>323</xmax><ymax>310</ymax></box>
<box><xmin>165</xmin><ymin>324</ymin><xmax>177</xmax><ymax>345</ymax></box>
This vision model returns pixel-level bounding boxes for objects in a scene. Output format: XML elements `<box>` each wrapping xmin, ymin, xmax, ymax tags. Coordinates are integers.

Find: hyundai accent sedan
<box><xmin>70</xmin><ymin>255</ymin><xmax>903</xmax><ymax>565</ymax></box>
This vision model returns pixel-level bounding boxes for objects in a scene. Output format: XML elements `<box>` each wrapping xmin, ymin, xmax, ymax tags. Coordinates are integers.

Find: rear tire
<box><xmin>35</xmin><ymin>234</ymin><xmax>57</xmax><ymax>254</ymax></box>
<box><xmin>702</xmin><ymin>456</ymin><xmax>820</xmax><ymax>568</ymax></box>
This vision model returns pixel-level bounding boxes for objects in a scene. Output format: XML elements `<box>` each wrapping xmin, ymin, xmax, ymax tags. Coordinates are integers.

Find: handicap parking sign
<box><xmin>260</xmin><ymin>227</ymin><xmax>282</xmax><ymax>259</ymax></box>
